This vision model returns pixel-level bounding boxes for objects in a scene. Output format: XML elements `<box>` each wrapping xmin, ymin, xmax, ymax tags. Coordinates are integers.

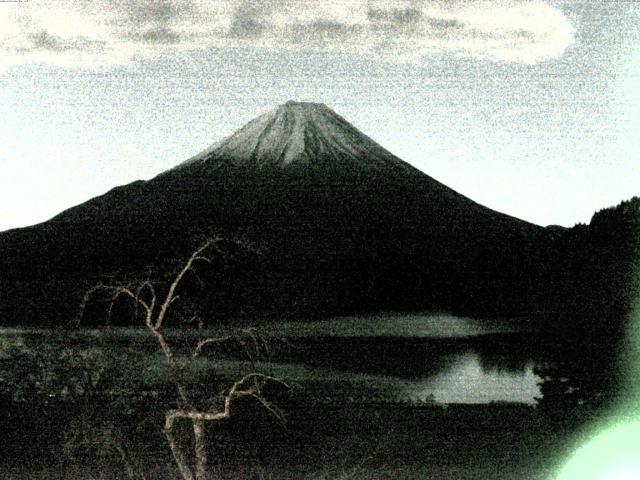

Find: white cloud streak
<box><xmin>0</xmin><ymin>0</ymin><xmax>575</xmax><ymax>69</ymax></box>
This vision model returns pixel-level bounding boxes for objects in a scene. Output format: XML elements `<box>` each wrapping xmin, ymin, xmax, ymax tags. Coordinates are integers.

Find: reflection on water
<box><xmin>403</xmin><ymin>352</ymin><xmax>541</xmax><ymax>405</ymax></box>
<box><xmin>0</xmin><ymin>325</ymin><xmax>543</xmax><ymax>405</ymax></box>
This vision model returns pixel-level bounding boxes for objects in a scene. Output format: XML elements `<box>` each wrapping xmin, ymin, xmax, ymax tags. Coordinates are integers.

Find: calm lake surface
<box><xmin>261</xmin><ymin>312</ymin><xmax>542</xmax><ymax>404</ymax></box>
<box><xmin>0</xmin><ymin>313</ymin><xmax>543</xmax><ymax>405</ymax></box>
<box><xmin>403</xmin><ymin>352</ymin><xmax>540</xmax><ymax>404</ymax></box>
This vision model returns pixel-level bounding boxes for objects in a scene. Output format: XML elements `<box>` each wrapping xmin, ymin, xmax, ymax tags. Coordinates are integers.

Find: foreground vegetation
<box><xmin>0</xmin><ymin>325</ymin><xmax>609</xmax><ymax>479</ymax></box>
<box><xmin>1</xmin><ymin>389</ymin><xmax>594</xmax><ymax>480</ymax></box>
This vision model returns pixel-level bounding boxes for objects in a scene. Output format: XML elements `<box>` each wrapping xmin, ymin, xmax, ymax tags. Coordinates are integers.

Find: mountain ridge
<box><xmin>3</xmin><ymin>102</ymin><xmax>631</xmax><ymax>329</ymax></box>
<box><xmin>0</xmin><ymin>101</ymin><xmax>538</xmax><ymax>235</ymax></box>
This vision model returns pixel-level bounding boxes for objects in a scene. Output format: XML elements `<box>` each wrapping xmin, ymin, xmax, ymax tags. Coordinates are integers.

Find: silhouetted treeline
<box><xmin>533</xmin><ymin>197</ymin><xmax>640</xmax><ymax>408</ymax></box>
<box><xmin>541</xmin><ymin>197</ymin><xmax>639</xmax><ymax>334</ymax></box>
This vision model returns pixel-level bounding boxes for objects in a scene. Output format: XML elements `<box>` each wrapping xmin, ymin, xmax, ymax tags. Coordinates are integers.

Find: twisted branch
<box><xmin>77</xmin><ymin>238</ymin><xmax>287</xmax><ymax>480</ymax></box>
<box><xmin>164</xmin><ymin>374</ymin><xmax>289</xmax><ymax>431</ymax></box>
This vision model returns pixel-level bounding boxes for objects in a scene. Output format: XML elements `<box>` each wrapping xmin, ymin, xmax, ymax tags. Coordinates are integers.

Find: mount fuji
<box><xmin>0</xmin><ymin>101</ymin><xmax>556</xmax><ymax>326</ymax></box>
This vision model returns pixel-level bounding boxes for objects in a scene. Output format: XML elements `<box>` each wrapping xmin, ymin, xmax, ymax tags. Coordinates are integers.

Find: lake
<box><xmin>0</xmin><ymin>312</ymin><xmax>543</xmax><ymax>405</ymax></box>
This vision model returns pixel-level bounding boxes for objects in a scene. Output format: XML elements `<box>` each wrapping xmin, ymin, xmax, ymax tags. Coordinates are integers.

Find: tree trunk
<box><xmin>165</xmin><ymin>425</ymin><xmax>195</xmax><ymax>480</ymax></box>
<box><xmin>193</xmin><ymin>419</ymin><xmax>208</xmax><ymax>480</ymax></box>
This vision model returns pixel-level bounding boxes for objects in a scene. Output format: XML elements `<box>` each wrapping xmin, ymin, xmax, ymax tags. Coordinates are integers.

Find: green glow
<box><xmin>623</xmin><ymin>298</ymin><xmax>640</xmax><ymax>403</ymax></box>
<box><xmin>556</xmin><ymin>420</ymin><xmax>640</xmax><ymax>480</ymax></box>
<box><xmin>557</xmin><ymin>294</ymin><xmax>640</xmax><ymax>479</ymax></box>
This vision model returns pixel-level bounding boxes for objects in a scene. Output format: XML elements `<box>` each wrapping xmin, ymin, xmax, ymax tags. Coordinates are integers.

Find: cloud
<box><xmin>0</xmin><ymin>0</ymin><xmax>575</xmax><ymax>69</ymax></box>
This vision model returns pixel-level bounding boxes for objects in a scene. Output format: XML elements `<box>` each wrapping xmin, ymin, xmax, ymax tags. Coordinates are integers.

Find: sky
<box><xmin>1</xmin><ymin>0</ymin><xmax>639</xmax><ymax>232</ymax></box>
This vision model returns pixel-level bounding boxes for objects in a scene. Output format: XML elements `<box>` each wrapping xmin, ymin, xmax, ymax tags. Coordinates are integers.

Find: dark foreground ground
<box><xmin>0</xmin><ymin>327</ymin><xmax>617</xmax><ymax>479</ymax></box>
<box><xmin>0</xmin><ymin>395</ymin><xmax>597</xmax><ymax>480</ymax></box>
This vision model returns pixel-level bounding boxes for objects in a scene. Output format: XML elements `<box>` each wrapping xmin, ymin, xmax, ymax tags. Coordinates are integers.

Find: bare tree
<box><xmin>78</xmin><ymin>238</ymin><xmax>287</xmax><ymax>480</ymax></box>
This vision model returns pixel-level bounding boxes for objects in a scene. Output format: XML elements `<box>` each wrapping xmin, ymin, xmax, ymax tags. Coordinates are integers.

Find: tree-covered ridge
<box><xmin>533</xmin><ymin>196</ymin><xmax>640</xmax><ymax>409</ymax></box>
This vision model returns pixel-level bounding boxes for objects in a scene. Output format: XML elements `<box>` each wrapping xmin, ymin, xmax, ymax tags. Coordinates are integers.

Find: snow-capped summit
<box><xmin>175</xmin><ymin>101</ymin><xmax>417</xmax><ymax>174</ymax></box>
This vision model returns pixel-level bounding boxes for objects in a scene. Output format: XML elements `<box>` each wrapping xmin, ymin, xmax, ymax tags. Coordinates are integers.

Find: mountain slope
<box><xmin>0</xmin><ymin>102</ymin><xmax>552</xmax><ymax>326</ymax></box>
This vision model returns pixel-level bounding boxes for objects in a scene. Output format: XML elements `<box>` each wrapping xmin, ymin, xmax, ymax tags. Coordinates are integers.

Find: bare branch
<box><xmin>76</xmin><ymin>284</ymin><xmax>143</xmax><ymax>325</ymax></box>
<box><xmin>75</xmin><ymin>284</ymin><xmax>106</xmax><ymax>325</ymax></box>
<box><xmin>249</xmin><ymin>393</ymin><xmax>286</xmax><ymax>424</ymax></box>
<box><xmin>136</xmin><ymin>281</ymin><xmax>157</xmax><ymax>312</ymax></box>
<box><xmin>78</xmin><ymin>237</ymin><xmax>285</xmax><ymax>480</ymax></box>
<box><xmin>145</xmin><ymin>323</ymin><xmax>191</xmax><ymax>408</ymax></box>
<box><xmin>229</xmin><ymin>373</ymin><xmax>289</xmax><ymax>419</ymax></box>
<box><xmin>164</xmin><ymin>374</ymin><xmax>289</xmax><ymax>431</ymax></box>
<box><xmin>240</xmin><ymin>327</ymin><xmax>274</xmax><ymax>364</ymax></box>
<box><xmin>192</xmin><ymin>256</ymin><xmax>212</xmax><ymax>264</ymax></box>
<box><xmin>155</xmin><ymin>238</ymin><xmax>223</xmax><ymax>331</ymax></box>
<box><xmin>192</xmin><ymin>336</ymin><xmax>233</xmax><ymax>358</ymax></box>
